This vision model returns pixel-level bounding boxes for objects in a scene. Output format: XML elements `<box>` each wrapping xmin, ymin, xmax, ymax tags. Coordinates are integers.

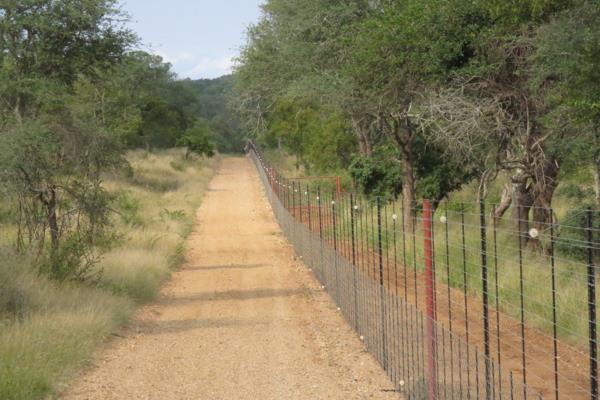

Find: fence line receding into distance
<box><xmin>248</xmin><ymin>142</ymin><xmax>599</xmax><ymax>400</ymax></box>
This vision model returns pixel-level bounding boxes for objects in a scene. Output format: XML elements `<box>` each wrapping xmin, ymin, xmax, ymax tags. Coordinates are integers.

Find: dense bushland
<box><xmin>235</xmin><ymin>0</ymin><xmax>600</xmax><ymax>235</ymax></box>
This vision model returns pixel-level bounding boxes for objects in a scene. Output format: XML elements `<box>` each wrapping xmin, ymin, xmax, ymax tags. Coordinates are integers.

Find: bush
<box><xmin>0</xmin><ymin>205</ymin><xmax>16</xmax><ymax>225</ymax></box>
<box><xmin>160</xmin><ymin>209</ymin><xmax>186</xmax><ymax>222</ymax></box>
<box><xmin>114</xmin><ymin>190</ymin><xmax>144</xmax><ymax>227</ymax></box>
<box><xmin>176</xmin><ymin>119</ymin><xmax>216</xmax><ymax>159</ymax></box>
<box><xmin>556</xmin><ymin>183</ymin><xmax>593</xmax><ymax>200</ymax></box>
<box><xmin>349</xmin><ymin>150</ymin><xmax>402</xmax><ymax>201</ymax></box>
<box><xmin>556</xmin><ymin>204</ymin><xmax>600</xmax><ymax>262</ymax></box>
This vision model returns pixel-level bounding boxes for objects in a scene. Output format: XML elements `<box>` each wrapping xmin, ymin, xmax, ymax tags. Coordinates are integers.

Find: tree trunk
<box><xmin>46</xmin><ymin>187</ymin><xmax>59</xmax><ymax>251</ymax></box>
<box><xmin>14</xmin><ymin>94</ymin><xmax>22</xmax><ymax>125</ymax></box>
<box><xmin>532</xmin><ymin>157</ymin><xmax>560</xmax><ymax>252</ymax></box>
<box><xmin>593</xmin><ymin>164</ymin><xmax>600</xmax><ymax>210</ymax></box>
<box><xmin>401</xmin><ymin>153</ymin><xmax>416</xmax><ymax>232</ymax></box>
<box><xmin>362</xmin><ymin>130</ymin><xmax>372</xmax><ymax>156</ymax></box>
<box><xmin>476</xmin><ymin>170</ymin><xmax>492</xmax><ymax>204</ymax></box>
<box><xmin>385</xmin><ymin>118</ymin><xmax>416</xmax><ymax>232</ymax></box>
<box><xmin>494</xmin><ymin>184</ymin><xmax>513</xmax><ymax>223</ymax></box>
<box><xmin>532</xmin><ymin>157</ymin><xmax>559</xmax><ymax>231</ymax></box>
<box><xmin>512</xmin><ymin>178</ymin><xmax>534</xmax><ymax>246</ymax></box>
<box><xmin>351</xmin><ymin>115</ymin><xmax>372</xmax><ymax>156</ymax></box>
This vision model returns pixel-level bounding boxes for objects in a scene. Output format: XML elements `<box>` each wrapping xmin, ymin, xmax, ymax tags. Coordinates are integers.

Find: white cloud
<box><xmin>156</xmin><ymin>51</ymin><xmax>194</xmax><ymax>65</ymax></box>
<box><xmin>185</xmin><ymin>56</ymin><xmax>234</xmax><ymax>79</ymax></box>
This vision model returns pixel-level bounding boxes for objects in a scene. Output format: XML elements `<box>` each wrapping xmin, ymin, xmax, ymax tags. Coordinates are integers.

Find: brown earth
<box><xmin>61</xmin><ymin>157</ymin><xmax>400</xmax><ymax>400</ymax></box>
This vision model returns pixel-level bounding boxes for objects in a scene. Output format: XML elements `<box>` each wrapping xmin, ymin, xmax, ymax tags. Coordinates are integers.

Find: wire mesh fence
<box><xmin>248</xmin><ymin>142</ymin><xmax>599</xmax><ymax>400</ymax></box>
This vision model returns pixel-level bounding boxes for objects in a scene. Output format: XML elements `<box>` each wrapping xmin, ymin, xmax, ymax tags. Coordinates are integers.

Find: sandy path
<box><xmin>63</xmin><ymin>157</ymin><xmax>399</xmax><ymax>400</ymax></box>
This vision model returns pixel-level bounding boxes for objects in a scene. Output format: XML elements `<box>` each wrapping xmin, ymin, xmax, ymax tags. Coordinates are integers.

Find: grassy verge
<box><xmin>0</xmin><ymin>149</ymin><xmax>217</xmax><ymax>400</ymax></box>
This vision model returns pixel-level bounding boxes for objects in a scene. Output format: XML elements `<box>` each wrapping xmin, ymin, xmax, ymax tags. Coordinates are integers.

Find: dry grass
<box><xmin>0</xmin><ymin>149</ymin><xmax>217</xmax><ymax>400</ymax></box>
<box><xmin>268</xmin><ymin>149</ymin><xmax>592</xmax><ymax>346</ymax></box>
<box><xmin>99</xmin><ymin>149</ymin><xmax>217</xmax><ymax>301</ymax></box>
<box><xmin>331</xmin><ymin>196</ymin><xmax>594</xmax><ymax>348</ymax></box>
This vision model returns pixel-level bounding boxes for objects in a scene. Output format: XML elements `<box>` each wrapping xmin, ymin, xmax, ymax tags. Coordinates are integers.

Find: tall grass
<box><xmin>270</xmin><ymin>148</ymin><xmax>593</xmax><ymax>347</ymax></box>
<box><xmin>326</xmin><ymin>195</ymin><xmax>594</xmax><ymax>347</ymax></box>
<box><xmin>0</xmin><ymin>149</ymin><xmax>217</xmax><ymax>400</ymax></box>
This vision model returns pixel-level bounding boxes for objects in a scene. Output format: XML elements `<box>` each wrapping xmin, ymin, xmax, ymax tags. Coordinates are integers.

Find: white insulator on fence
<box><xmin>529</xmin><ymin>228</ymin><xmax>539</xmax><ymax>238</ymax></box>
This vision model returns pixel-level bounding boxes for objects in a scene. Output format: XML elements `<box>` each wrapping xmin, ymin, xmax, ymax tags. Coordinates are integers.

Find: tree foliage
<box><xmin>235</xmin><ymin>0</ymin><xmax>600</xmax><ymax>239</ymax></box>
<box><xmin>179</xmin><ymin>76</ymin><xmax>246</xmax><ymax>153</ymax></box>
<box><xmin>0</xmin><ymin>1</ymin><xmax>222</xmax><ymax>280</ymax></box>
<box><xmin>176</xmin><ymin>119</ymin><xmax>216</xmax><ymax>158</ymax></box>
<box><xmin>0</xmin><ymin>0</ymin><xmax>138</xmax><ymax>280</ymax></box>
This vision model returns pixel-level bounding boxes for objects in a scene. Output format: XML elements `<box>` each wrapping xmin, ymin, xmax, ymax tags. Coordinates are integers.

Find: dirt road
<box><xmin>63</xmin><ymin>157</ymin><xmax>399</xmax><ymax>400</ymax></box>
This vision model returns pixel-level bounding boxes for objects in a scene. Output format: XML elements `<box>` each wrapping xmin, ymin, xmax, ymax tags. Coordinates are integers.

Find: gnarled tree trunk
<box><xmin>401</xmin><ymin>148</ymin><xmax>416</xmax><ymax>232</ymax></box>
<box><xmin>494</xmin><ymin>183</ymin><xmax>513</xmax><ymax>223</ymax></box>
<box><xmin>532</xmin><ymin>157</ymin><xmax>559</xmax><ymax>230</ymax></box>
<box><xmin>593</xmin><ymin>163</ymin><xmax>600</xmax><ymax>210</ymax></box>
<box><xmin>512</xmin><ymin>177</ymin><xmax>534</xmax><ymax>247</ymax></box>
<box><xmin>386</xmin><ymin>117</ymin><xmax>416</xmax><ymax>232</ymax></box>
<box><xmin>351</xmin><ymin>115</ymin><xmax>373</xmax><ymax>156</ymax></box>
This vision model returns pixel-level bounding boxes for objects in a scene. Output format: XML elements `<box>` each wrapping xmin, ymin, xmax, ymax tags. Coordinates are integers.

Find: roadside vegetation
<box><xmin>236</xmin><ymin>0</ymin><xmax>600</xmax><ymax>226</ymax></box>
<box><xmin>0</xmin><ymin>150</ymin><xmax>216</xmax><ymax>399</ymax></box>
<box><xmin>0</xmin><ymin>2</ymin><xmax>234</xmax><ymax>399</ymax></box>
<box><xmin>235</xmin><ymin>0</ymin><xmax>600</xmax><ymax>349</ymax></box>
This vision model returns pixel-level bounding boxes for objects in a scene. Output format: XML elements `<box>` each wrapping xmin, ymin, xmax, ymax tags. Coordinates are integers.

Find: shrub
<box><xmin>556</xmin><ymin>204</ymin><xmax>600</xmax><ymax>262</ymax></box>
<box><xmin>114</xmin><ymin>190</ymin><xmax>144</xmax><ymax>227</ymax></box>
<box><xmin>176</xmin><ymin>119</ymin><xmax>216</xmax><ymax>159</ymax></box>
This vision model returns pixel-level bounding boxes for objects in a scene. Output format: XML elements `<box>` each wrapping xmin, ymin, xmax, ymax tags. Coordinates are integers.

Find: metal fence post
<box><xmin>423</xmin><ymin>200</ymin><xmax>437</xmax><ymax>400</ymax></box>
<box><xmin>284</xmin><ymin>178</ymin><xmax>288</xmax><ymax>210</ymax></box>
<box><xmin>377</xmin><ymin>198</ymin><xmax>388</xmax><ymax>371</ymax></box>
<box><xmin>317</xmin><ymin>187</ymin><xmax>324</xmax><ymax>282</ymax></box>
<box><xmin>480</xmin><ymin>200</ymin><xmax>491</xmax><ymax>400</ymax></box>
<box><xmin>517</xmin><ymin>204</ymin><xmax>527</xmax><ymax>399</ymax></box>
<box><xmin>587</xmin><ymin>209</ymin><xmax>598</xmax><ymax>400</ymax></box>
<box><xmin>298</xmin><ymin>182</ymin><xmax>303</xmax><ymax>224</ymax></box>
<box><xmin>276</xmin><ymin>173</ymin><xmax>280</xmax><ymax>201</ymax></box>
<box><xmin>287</xmin><ymin>179</ymin><xmax>291</xmax><ymax>212</ymax></box>
<box><xmin>307</xmin><ymin>184</ymin><xmax>312</xmax><ymax>232</ymax></box>
<box><xmin>332</xmin><ymin>193</ymin><xmax>339</xmax><ymax>301</ymax></box>
<box><xmin>292</xmin><ymin>181</ymin><xmax>297</xmax><ymax>220</ymax></box>
<box><xmin>550</xmin><ymin>210</ymin><xmax>559</xmax><ymax>400</ymax></box>
<box><xmin>351</xmin><ymin>194</ymin><xmax>358</xmax><ymax>330</ymax></box>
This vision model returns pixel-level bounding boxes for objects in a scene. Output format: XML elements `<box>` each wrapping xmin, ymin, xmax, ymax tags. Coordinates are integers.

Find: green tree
<box><xmin>534</xmin><ymin>1</ymin><xmax>600</xmax><ymax>207</ymax></box>
<box><xmin>178</xmin><ymin>76</ymin><xmax>246</xmax><ymax>153</ymax></box>
<box><xmin>177</xmin><ymin>119</ymin><xmax>216</xmax><ymax>159</ymax></box>
<box><xmin>0</xmin><ymin>0</ymin><xmax>135</xmax><ymax>280</ymax></box>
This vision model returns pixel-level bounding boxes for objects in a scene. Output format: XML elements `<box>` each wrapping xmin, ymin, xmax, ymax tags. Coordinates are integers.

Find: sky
<box><xmin>121</xmin><ymin>0</ymin><xmax>264</xmax><ymax>80</ymax></box>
